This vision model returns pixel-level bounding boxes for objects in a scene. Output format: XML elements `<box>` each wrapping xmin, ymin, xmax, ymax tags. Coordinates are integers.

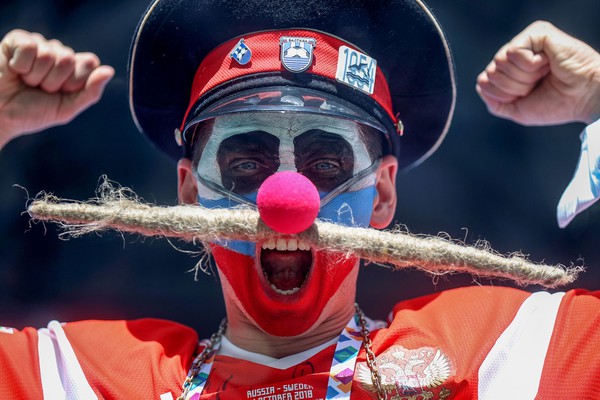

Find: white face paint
<box><xmin>195</xmin><ymin>113</ymin><xmax>374</xmax><ymax>200</ymax></box>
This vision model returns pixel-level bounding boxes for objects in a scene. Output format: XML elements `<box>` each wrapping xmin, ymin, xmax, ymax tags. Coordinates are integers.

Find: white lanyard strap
<box><xmin>326</xmin><ymin>314</ymin><xmax>364</xmax><ymax>399</ymax></box>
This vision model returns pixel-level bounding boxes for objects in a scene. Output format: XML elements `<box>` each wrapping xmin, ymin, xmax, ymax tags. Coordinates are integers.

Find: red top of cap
<box><xmin>181</xmin><ymin>29</ymin><xmax>397</xmax><ymax>131</ymax></box>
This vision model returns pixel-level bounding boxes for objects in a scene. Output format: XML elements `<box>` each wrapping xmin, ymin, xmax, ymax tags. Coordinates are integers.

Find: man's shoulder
<box><xmin>389</xmin><ymin>286</ymin><xmax>600</xmax><ymax>317</ymax></box>
<box><xmin>62</xmin><ymin>317</ymin><xmax>199</xmax><ymax>351</ymax></box>
<box><xmin>390</xmin><ymin>285</ymin><xmax>530</xmax><ymax>316</ymax></box>
<box><xmin>0</xmin><ymin>318</ymin><xmax>198</xmax><ymax>398</ymax></box>
<box><xmin>382</xmin><ymin>286</ymin><xmax>600</xmax><ymax>349</ymax></box>
<box><xmin>380</xmin><ymin>286</ymin><xmax>535</xmax><ymax>354</ymax></box>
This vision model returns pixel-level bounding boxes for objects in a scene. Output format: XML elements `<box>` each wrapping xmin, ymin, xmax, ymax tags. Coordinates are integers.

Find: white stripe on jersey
<box><xmin>478</xmin><ymin>291</ymin><xmax>565</xmax><ymax>400</ymax></box>
<box><xmin>38</xmin><ymin>320</ymin><xmax>97</xmax><ymax>400</ymax></box>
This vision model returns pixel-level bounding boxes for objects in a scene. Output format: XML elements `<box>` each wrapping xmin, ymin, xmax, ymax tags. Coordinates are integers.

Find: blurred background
<box><xmin>1</xmin><ymin>0</ymin><xmax>599</xmax><ymax>338</ymax></box>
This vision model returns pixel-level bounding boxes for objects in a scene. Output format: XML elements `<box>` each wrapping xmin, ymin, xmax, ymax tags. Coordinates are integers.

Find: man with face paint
<box><xmin>2</xmin><ymin>2</ymin><xmax>600</xmax><ymax>400</ymax></box>
<box><xmin>183</xmin><ymin>109</ymin><xmax>392</xmax><ymax>340</ymax></box>
<box><xmin>176</xmin><ymin>85</ymin><xmax>396</xmax><ymax>343</ymax></box>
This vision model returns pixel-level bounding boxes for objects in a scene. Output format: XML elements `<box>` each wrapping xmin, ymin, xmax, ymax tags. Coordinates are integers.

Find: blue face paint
<box><xmin>318</xmin><ymin>186</ymin><xmax>376</xmax><ymax>227</ymax></box>
<box><xmin>198</xmin><ymin>193</ymin><xmax>258</xmax><ymax>256</ymax></box>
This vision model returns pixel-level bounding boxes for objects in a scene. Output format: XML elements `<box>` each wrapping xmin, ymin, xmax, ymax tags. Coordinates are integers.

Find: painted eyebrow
<box><xmin>217</xmin><ymin>131</ymin><xmax>280</xmax><ymax>155</ymax></box>
<box><xmin>294</xmin><ymin>129</ymin><xmax>354</xmax><ymax>155</ymax></box>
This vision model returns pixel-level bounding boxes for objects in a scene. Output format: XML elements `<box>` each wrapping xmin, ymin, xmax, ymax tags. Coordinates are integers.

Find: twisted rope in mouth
<box><xmin>26</xmin><ymin>180</ymin><xmax>581</xmax><ymax>288</ymax></box>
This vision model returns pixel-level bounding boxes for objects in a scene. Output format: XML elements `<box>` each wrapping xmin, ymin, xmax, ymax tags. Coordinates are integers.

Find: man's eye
<box><xmin>231</xmin><ymin>160</ymin><xmax>259</xmax><ymax>171</ymax></box>
<box><xmin>313</xmin><ymin>161</ymin><xmax>339</xmax><ymax>172</ymax></box>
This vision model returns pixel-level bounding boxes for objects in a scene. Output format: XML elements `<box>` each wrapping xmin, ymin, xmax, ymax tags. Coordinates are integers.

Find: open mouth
<box><xmin>260</xmin><ymin>238</ymin><xmax>313</xmax><ymax>295</ymax></box>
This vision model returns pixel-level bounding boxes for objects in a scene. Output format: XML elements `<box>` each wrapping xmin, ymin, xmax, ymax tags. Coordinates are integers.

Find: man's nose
<box><xmin>256</xmin><ymin>171</ymin><xmax>320</xmax><ymax>234</ymax></box>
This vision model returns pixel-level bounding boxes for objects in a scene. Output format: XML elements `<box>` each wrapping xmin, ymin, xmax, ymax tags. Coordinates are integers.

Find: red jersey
<box><xmin>1</xmin><ymin>286</ymin><xmax>599</xmax><ymax>399</ymax></box>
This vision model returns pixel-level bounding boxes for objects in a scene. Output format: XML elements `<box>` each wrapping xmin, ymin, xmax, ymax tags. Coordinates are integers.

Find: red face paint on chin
<box><xmin>210</xmin><ymin>244</ymin><xmax>358</xmax><ymax>337</ymax></box>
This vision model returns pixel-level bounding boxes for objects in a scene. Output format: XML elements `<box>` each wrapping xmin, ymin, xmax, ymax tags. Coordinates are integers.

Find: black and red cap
<box><xmin>128</xmin><ymin>0</ymin><xmax>456</xmax><ymax>170</ymax></box>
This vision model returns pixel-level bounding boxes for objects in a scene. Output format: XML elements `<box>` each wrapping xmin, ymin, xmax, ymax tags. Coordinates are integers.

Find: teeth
<box><xmin>298</xmin><ymin>240</ymin><xmax>309</xmax><ymax>250</ymax></box>
<box><xmin>276</xmin><ymin>238</ymin><xmax>287</xmax><ymax>251</ymax></box>
<box><xmin>270</xmin><ymin>284</ymin><xmax>301</xmax><ymax>296</ymax></box>
<box><xmin>287</xmin><ymin>239</ymin><xmax>298</xmax><ymax>251</ymax></box>
<box><xmin>261</xmin><ymin>238</ymin><xmax>310</xmax><ymax>251</ymax></box>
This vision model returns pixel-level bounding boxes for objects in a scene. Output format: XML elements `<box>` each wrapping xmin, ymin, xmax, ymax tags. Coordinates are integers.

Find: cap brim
<box><xmin>183</xmin><ymin>86</ymin><xmax>388</xmax><ymax>144</ymax></box>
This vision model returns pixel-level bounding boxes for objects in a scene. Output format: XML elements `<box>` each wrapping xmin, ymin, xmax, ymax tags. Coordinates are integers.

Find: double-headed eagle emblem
<box><xmin>356</xmin><ymin>345</ymin><xmax>453</xmax><ymax>399</ymax></box>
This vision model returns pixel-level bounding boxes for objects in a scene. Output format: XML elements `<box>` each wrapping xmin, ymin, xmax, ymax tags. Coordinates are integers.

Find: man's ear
<box><xmin>177</xmin><ymin>158</ymin><xmax>199</xmax><ymax>205</ymax></box>
<box><xmin>370</xmin><ymin>154</ymin><xmax>398</xmax><ymax>229</ymax></box>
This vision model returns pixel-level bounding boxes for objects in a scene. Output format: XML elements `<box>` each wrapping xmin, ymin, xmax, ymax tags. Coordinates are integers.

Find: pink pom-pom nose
<box><xmin>257</xmin><ymin>171</ymin><xmax>320</xmax><ymax>234</ymax></box>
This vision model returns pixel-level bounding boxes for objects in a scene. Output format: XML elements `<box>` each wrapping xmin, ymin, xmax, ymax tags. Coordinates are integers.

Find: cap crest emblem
<box><xmin>280</xmin><ymin>37</ymin><xmax>316</xmax><ymax>73</ymax></box>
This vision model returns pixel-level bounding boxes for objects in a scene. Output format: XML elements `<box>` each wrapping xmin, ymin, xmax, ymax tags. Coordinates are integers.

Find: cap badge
<box><xmin>335</xmin><ymin>46</ymin><xmax>377</xmax><ymax>95</ymax></box>
<box><xmin>279</xmin><ymin>37</ymin><xmax>316</xmax><ymax>73</ymax></box>
<box><xmin>230</xmin><ymin>38</ymin><xmax>252</xmax><ymax>65</ymax></box>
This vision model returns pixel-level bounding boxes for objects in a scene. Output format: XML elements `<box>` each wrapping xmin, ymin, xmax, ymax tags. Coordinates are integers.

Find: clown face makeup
<box><xmin>192</xmin><ymin>113</ymin><xmax>382</xmax><ymax>336</ymax></box>
<box><xmin>194</xmin><ymin>113</ymin><xmax>379</xmax><ymax>221</ymax></box>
